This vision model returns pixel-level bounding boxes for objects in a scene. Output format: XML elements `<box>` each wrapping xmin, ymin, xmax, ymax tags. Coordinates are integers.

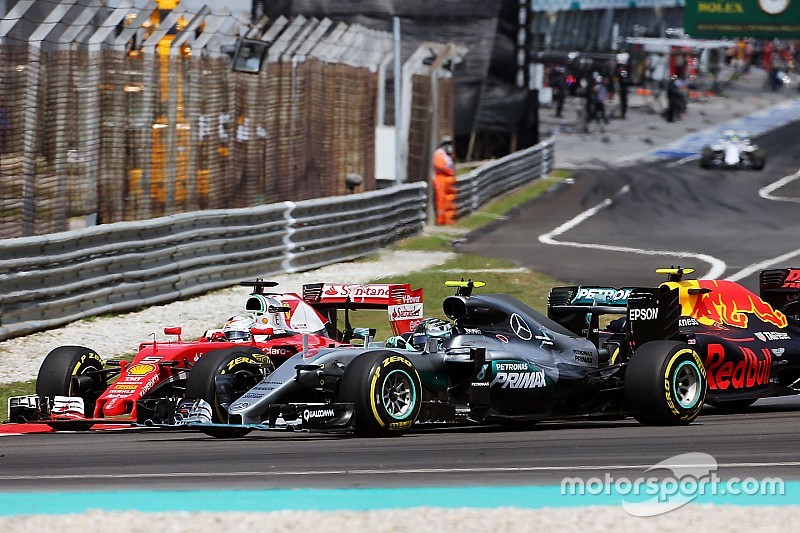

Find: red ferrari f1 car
<box><xmin>5</xmin><ymin>280</ymin><xmax>423</xmax><ymax>430</ymax></box>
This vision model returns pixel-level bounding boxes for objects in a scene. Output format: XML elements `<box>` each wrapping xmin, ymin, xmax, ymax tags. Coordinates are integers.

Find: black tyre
<box><xmin>339</xmin><ymin>351</ymin><xmax>422</xmax><ymax>437</ymax></box>
<box><xmin>699</xmin><ymin>148</ymin><xmax>714</xmax><ymax>169</ymax></box>
<box><xmin>706</xmin><ymin>398</ymin><xmax>757</xmax><ymax>411</ymax></box>
<box><xmin>36</xmin><ymin>346</ymin><xmax>106</xmax><ymax>431</ymax></box>
<box><xmin>184</xmin><ymin>347</ymin><xmax>271</xmax><ymax>438</ymax></box>
<box><xmin>753</xmin><ymin>149</ymin><xmax>766</xmax><ymax>170</ymax></box>
<box><xmin>624</xmin><ymin>341</ymin><xmax>706</xmax><ymax>426</ymax></box>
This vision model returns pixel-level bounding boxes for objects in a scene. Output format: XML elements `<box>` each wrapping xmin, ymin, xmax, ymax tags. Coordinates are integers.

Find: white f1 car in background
<box><xmin>699</xmin><ymin>130</ymin><xmax>766</xmax><ymax>170</ymax></box>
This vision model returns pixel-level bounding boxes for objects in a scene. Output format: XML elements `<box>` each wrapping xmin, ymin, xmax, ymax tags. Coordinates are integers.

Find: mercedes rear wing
<box><xmin>548</xmin><ymin>285</ymin><xmax>679</xmax><ymax>349</ymax></box>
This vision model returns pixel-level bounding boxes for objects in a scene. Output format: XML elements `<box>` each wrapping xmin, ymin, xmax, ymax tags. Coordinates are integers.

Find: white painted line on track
<box><xmin>538</xmin><ymin>185</ymin><xmax>727</xmax><ymax>279</ymax></box>
<box><xmin>666</xmin><ymin>155</ymin><xmax>698</xmax><ymax>168</ymax></box>
<box><xmin>727</xmin><ymin>169</ymin><xmax>800</xmax><ymax>281</ymax></box>
<box><xmin>759</xmin><ymin>169</ymin><xmax>800</xmax><ymax>203</ymax></box>
<box><xmin>3</xmin><ymin>461</ymin><xmax>800</xmax><ymax>481</ymax></box>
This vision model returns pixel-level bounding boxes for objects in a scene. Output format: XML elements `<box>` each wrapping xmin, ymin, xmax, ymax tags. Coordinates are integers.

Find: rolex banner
<box><xmin>684</xmin><ymin>0</ymin><xmax>800</xmax><ymax>38</ymax></box>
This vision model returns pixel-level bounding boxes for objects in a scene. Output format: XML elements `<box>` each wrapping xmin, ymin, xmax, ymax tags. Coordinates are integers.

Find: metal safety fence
<box><xmin>0</xmin><ymin>2</ymin><xmax>458</xmax><ymax>239</ymax></box>
<box><xmin>455</xmin><ymin>139</ymin><xmax>554</xmax><ymax>218</ymax></box>
<box><xmin>0</xmin><ymin>135</ymin><xmax>554</xmax><ymax>342</ymax></box>
<box><xmin>0</xmin><ymin>182</ymin><xmax>426</xmax><ymax>341</ymax></box>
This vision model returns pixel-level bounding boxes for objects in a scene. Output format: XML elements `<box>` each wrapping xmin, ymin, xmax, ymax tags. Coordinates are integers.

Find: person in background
<box><xmin>549</xmin><ymin>65</ymin><xmax>567</xmax><ymax>118</ymax></box>
<box><xmin>432</xmin><ymin>136</ymin><xmax>456</xmax><ymax>225</ymax></box>
<box><xmin>616</xmin><ymin>67</ymin><xmax>629</xmax><ymax>119</ymax></box>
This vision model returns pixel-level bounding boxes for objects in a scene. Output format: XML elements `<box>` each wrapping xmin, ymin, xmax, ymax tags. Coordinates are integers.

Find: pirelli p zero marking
<box><xmin>340</xmin><ymin>351</ymin><xmax>422</xmax><ymax>437</ymax></box>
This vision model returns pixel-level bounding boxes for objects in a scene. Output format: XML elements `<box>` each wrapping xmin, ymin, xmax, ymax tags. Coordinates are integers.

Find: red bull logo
<box><xmin>704</xmin><ymin>344</ymin><xmax>771</xmax><ymax>390</ymax></box>
<box><xmin>665</xmin><ymin>280</ymin><xmax>787</xmax><ymax>329</ymax></box>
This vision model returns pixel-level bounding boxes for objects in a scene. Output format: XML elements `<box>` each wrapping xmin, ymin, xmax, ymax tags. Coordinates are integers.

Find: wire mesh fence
<box><xmin>0</xmin><ymin>3</ymin><xmax>455</xmax><ymax>239</ymax></box>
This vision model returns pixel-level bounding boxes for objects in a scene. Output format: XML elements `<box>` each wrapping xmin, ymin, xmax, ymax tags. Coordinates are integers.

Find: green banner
<box><xmin>685</xmin><ymin>0</ymin><xmax>800</xmax><ymax>38</ymax></box>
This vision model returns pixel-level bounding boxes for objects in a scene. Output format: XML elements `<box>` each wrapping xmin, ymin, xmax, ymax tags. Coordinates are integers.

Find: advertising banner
<box><xmin>684</xmin><ymin>0</ymin><xmax>800</xmax><ymax>38</ymax></box>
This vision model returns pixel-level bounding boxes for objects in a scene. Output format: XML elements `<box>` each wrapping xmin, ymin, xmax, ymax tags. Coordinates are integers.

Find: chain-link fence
<box><xmin>0</xmin><ymin>2</ymin><xmax>455</xmax><ymax>239</ymax></box>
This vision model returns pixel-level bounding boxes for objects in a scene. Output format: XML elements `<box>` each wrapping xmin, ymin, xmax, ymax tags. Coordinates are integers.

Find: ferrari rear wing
<box><xmin>302</xmin><ymin>283</ymin><xmax>423</xmax><ymax>336</ymax></box>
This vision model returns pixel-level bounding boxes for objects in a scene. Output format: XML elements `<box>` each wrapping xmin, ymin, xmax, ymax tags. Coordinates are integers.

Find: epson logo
<box><xmin>629</xmin><ymin>308</ymin><xmax>659</xmax><ymax>321</ymax></box>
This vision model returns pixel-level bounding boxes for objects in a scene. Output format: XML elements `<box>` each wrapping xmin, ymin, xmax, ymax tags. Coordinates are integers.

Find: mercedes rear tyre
<box><xmin>339</xmin><ymin>351</ymin><xmax>422</xmax><ymax>437</ymax></box>
<box><xmin>625</xmin><ymin>341</ymin><xmax>706</xmax><ymax>426</ymax></box>
<box><xmin>184</xmin><ymin>347</ymin><xmax>272</xmax><ymax>438</ymax></box>
<box><xmin>36</xmin><ymin>346</ymin><xmax>106</xmax><ymax>431</ymax></box>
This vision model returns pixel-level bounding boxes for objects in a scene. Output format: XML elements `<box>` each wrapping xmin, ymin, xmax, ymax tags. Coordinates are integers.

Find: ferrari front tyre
<box><xmin>624</xmin><ymin>340</ymin><xmax>706</xmax><ymax>426</ymax></box>
<box><xmin>36</xmin><ymin>345</ymin><xmax>106</xmax><ymax>431</ymax></box>
<box><xmin>184</xmin><ymin>347</ymin><xmax>271</xmax><ymax>438</ymax></box>
<box><xmin>339</xmin><ymin>351</ymin><xmax>422</xmax><ymax>437</ymax></box>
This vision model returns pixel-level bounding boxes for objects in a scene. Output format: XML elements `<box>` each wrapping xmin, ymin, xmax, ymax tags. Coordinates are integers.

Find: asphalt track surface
<box><xmin>460</xmin><ymin>120</ymin><xmax>800</xmax><ymax>291</ymax></box>
<box><xmin>4</xmin><ymin>123</ymin><xmax>800</xmax><ymax>497</ymax></box>
<box><xmin>2</xmin><ymin>397</ymin><xmax>800</xmax><ymax>493</ymax></box>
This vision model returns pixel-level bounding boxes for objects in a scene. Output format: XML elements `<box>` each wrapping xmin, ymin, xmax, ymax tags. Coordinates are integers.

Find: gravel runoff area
<box><xmin>0</xmin><ymin>250</ymin><xmax>454</xmax><ymax>385</ymax></box>
<box><xmin>0</xmin><ymin>505</ymin><xmax>797</xmax><ymax>532</ymax></box>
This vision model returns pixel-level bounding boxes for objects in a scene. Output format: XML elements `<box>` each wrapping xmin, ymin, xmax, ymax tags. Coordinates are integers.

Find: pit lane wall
<box><xmin>0</xmin><ymin>184</ymin><xmax>425</xmax><ymax>341</ymax></box>
<box><xmin>454</xmin><ymin>139</ymin><xmax>554</xmax><ymax>218</ymax></box>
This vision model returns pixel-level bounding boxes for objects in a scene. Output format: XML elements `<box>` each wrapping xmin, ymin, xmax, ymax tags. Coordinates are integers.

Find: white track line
<box><xmin>759</xmin><ymin>169</ymin><xmax>800</xmax><ymax>203</ymax></box>
<box><xmin>666</xmin><ymin>155</ymin><xmax>698</xmax><ymax>168</ymax></box>
<box><xmin>538</xmin><ymin>184</ymin><xmax>727</xmax><ymax>279</ymax></box>
<box><xmin>2</xmin><ymin>461</ymin><xmax>799</xmax><ymax>481</ymax></box>
<box><xmin>726</xmin><ymin>169</ymin><xmax>800</xmax><ymax>281</ymax></box>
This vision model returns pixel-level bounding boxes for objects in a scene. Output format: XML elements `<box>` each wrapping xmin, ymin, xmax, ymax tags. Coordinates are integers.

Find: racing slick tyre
<box><xmin>36</xmin><ymin>346</ymin><xmax>106</xmax><ymax>431</ymax></box>
<box><xmin>184</xmin><ymin>347</ymin><xmax>272</xmax><ymax>438</ymax></box>
<box><xmin>705</xmin><ymin>398</ymin><xmax>757</xmax><ymax>411</ymax></box>
<box><xmin>752</xmin><ymin>149</ymin><xmax>766</xmax><ymax>170</ymax></box>
<box><xmin>624</xmin><ymin>341</ymin><xmax>706</xmax><ymax>426</ymax></box>
<box><xmin>699</xmin><ymin>148</ymin><xmax>714</xmax><ymax>169</ymax></box>
<box><xmin>339</xmin><ymin>351</ymin><xmax>422</xmax><ymax>437</ymax></box>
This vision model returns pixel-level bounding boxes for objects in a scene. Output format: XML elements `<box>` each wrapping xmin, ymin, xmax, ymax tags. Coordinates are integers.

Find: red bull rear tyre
<box><xmin>624</xmin><ymin>340</ymin><xmax>707</xmax><ymax>425</ymax></box>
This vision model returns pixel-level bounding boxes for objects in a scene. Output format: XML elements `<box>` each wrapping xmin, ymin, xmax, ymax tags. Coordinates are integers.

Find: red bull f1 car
<box><xmin>550</xmin><ymin>267</ymin><xmax>800</xmax><ymax>410</ymax></box>
<box><xmin>5</xmin><ymin>281</ymin><xmax>424</xmax><ymax>430</ymax></box>
<box><xmin>179</xmin><ymin>279</ymin><xmax>709</xmax><ymax>438</ymax></box>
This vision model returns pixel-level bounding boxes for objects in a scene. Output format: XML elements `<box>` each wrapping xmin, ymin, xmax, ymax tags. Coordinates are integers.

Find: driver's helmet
<box><xmin>223</xmin><ymin>315</ymin><xmax>255</xmax><ymax>342</ymax></box>
<box><xmin>722</xmin><ymin>130</ymin><xmax>735</xmax><ymax>141</ymax></box>
<box><xmin>411</xmin><ymin>318</ymin><xmax>452</xmax><ymax>350</ymax></box>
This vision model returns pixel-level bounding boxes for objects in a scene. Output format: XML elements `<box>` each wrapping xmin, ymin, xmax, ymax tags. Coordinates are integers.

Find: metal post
<box><xmin>393</xmin><ymin>16</ymin><xmax>402</xmax><ymax>183</ymax></box>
